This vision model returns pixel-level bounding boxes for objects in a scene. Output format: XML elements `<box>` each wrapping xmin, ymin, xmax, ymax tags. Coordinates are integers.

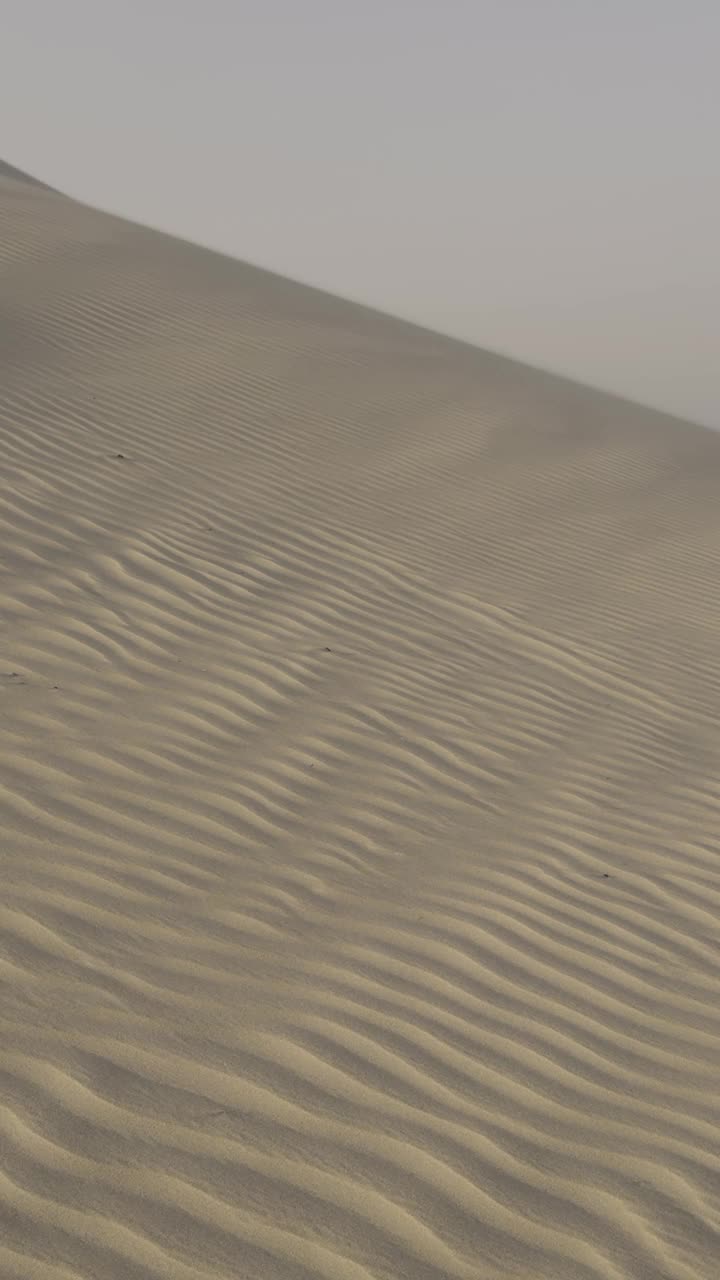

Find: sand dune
<box><xmin>1</xmin><ymin>160</ymin><xmax>720</xmax><ymax>1279</ymax></box>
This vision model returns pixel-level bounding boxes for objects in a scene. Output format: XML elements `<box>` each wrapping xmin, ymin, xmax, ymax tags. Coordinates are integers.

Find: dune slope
<box><xmin>2</xmin><ymin>162</ymin><xmax>720</xmax><ymax>1280</ymax></box>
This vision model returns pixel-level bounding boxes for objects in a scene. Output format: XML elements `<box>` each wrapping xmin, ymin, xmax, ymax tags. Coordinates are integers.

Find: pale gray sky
<box><xmin>3</xmin><ymin>1</ymin><xmax>718</xmax><ymax>426</ymax></box>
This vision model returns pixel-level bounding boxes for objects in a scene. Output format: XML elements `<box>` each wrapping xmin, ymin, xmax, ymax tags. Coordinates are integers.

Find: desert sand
<box><xmin>1</xmin><ymin>160</ymin><xmax>720</xmax><ymax>1280</ymax></box>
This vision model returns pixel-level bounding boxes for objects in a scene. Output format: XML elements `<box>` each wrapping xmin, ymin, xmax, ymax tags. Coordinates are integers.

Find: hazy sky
<box><xmin>3</xmin><ymin>1</ymin><xmax>719</xmax><ymax>426</ymax></box>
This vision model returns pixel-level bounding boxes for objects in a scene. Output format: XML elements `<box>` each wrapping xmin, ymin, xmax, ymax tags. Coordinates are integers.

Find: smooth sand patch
<box><xmin>1</xmin><ymin>163</ymin><xmax>720</xmax><ymax>1279</ymax></box>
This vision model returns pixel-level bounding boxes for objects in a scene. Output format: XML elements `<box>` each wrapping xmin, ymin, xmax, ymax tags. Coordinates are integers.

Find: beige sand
<box><xmin>1</xmin><ymin>162</ymin><xmax>720</xmax><ymax>1280</ymax></box>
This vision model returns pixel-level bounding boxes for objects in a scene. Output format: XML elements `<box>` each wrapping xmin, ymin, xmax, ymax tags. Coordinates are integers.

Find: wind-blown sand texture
<box><xmin>2</xmin><ymin>161</ymin><xmax>720</xmax><ymax>1280</ymax></box>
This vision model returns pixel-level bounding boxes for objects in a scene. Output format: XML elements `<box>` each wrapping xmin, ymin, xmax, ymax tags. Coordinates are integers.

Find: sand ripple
<box><xmin>2</xmin><ymin>164</ymin><xmax>720</xmax><ymax>1278</ymax></box>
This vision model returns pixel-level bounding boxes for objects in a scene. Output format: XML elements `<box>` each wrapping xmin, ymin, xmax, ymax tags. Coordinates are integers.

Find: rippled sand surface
<box><xmin>2</xmin><ymin>162</ymin><xmax>720</xmax><ymax>1280</ymax></box>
